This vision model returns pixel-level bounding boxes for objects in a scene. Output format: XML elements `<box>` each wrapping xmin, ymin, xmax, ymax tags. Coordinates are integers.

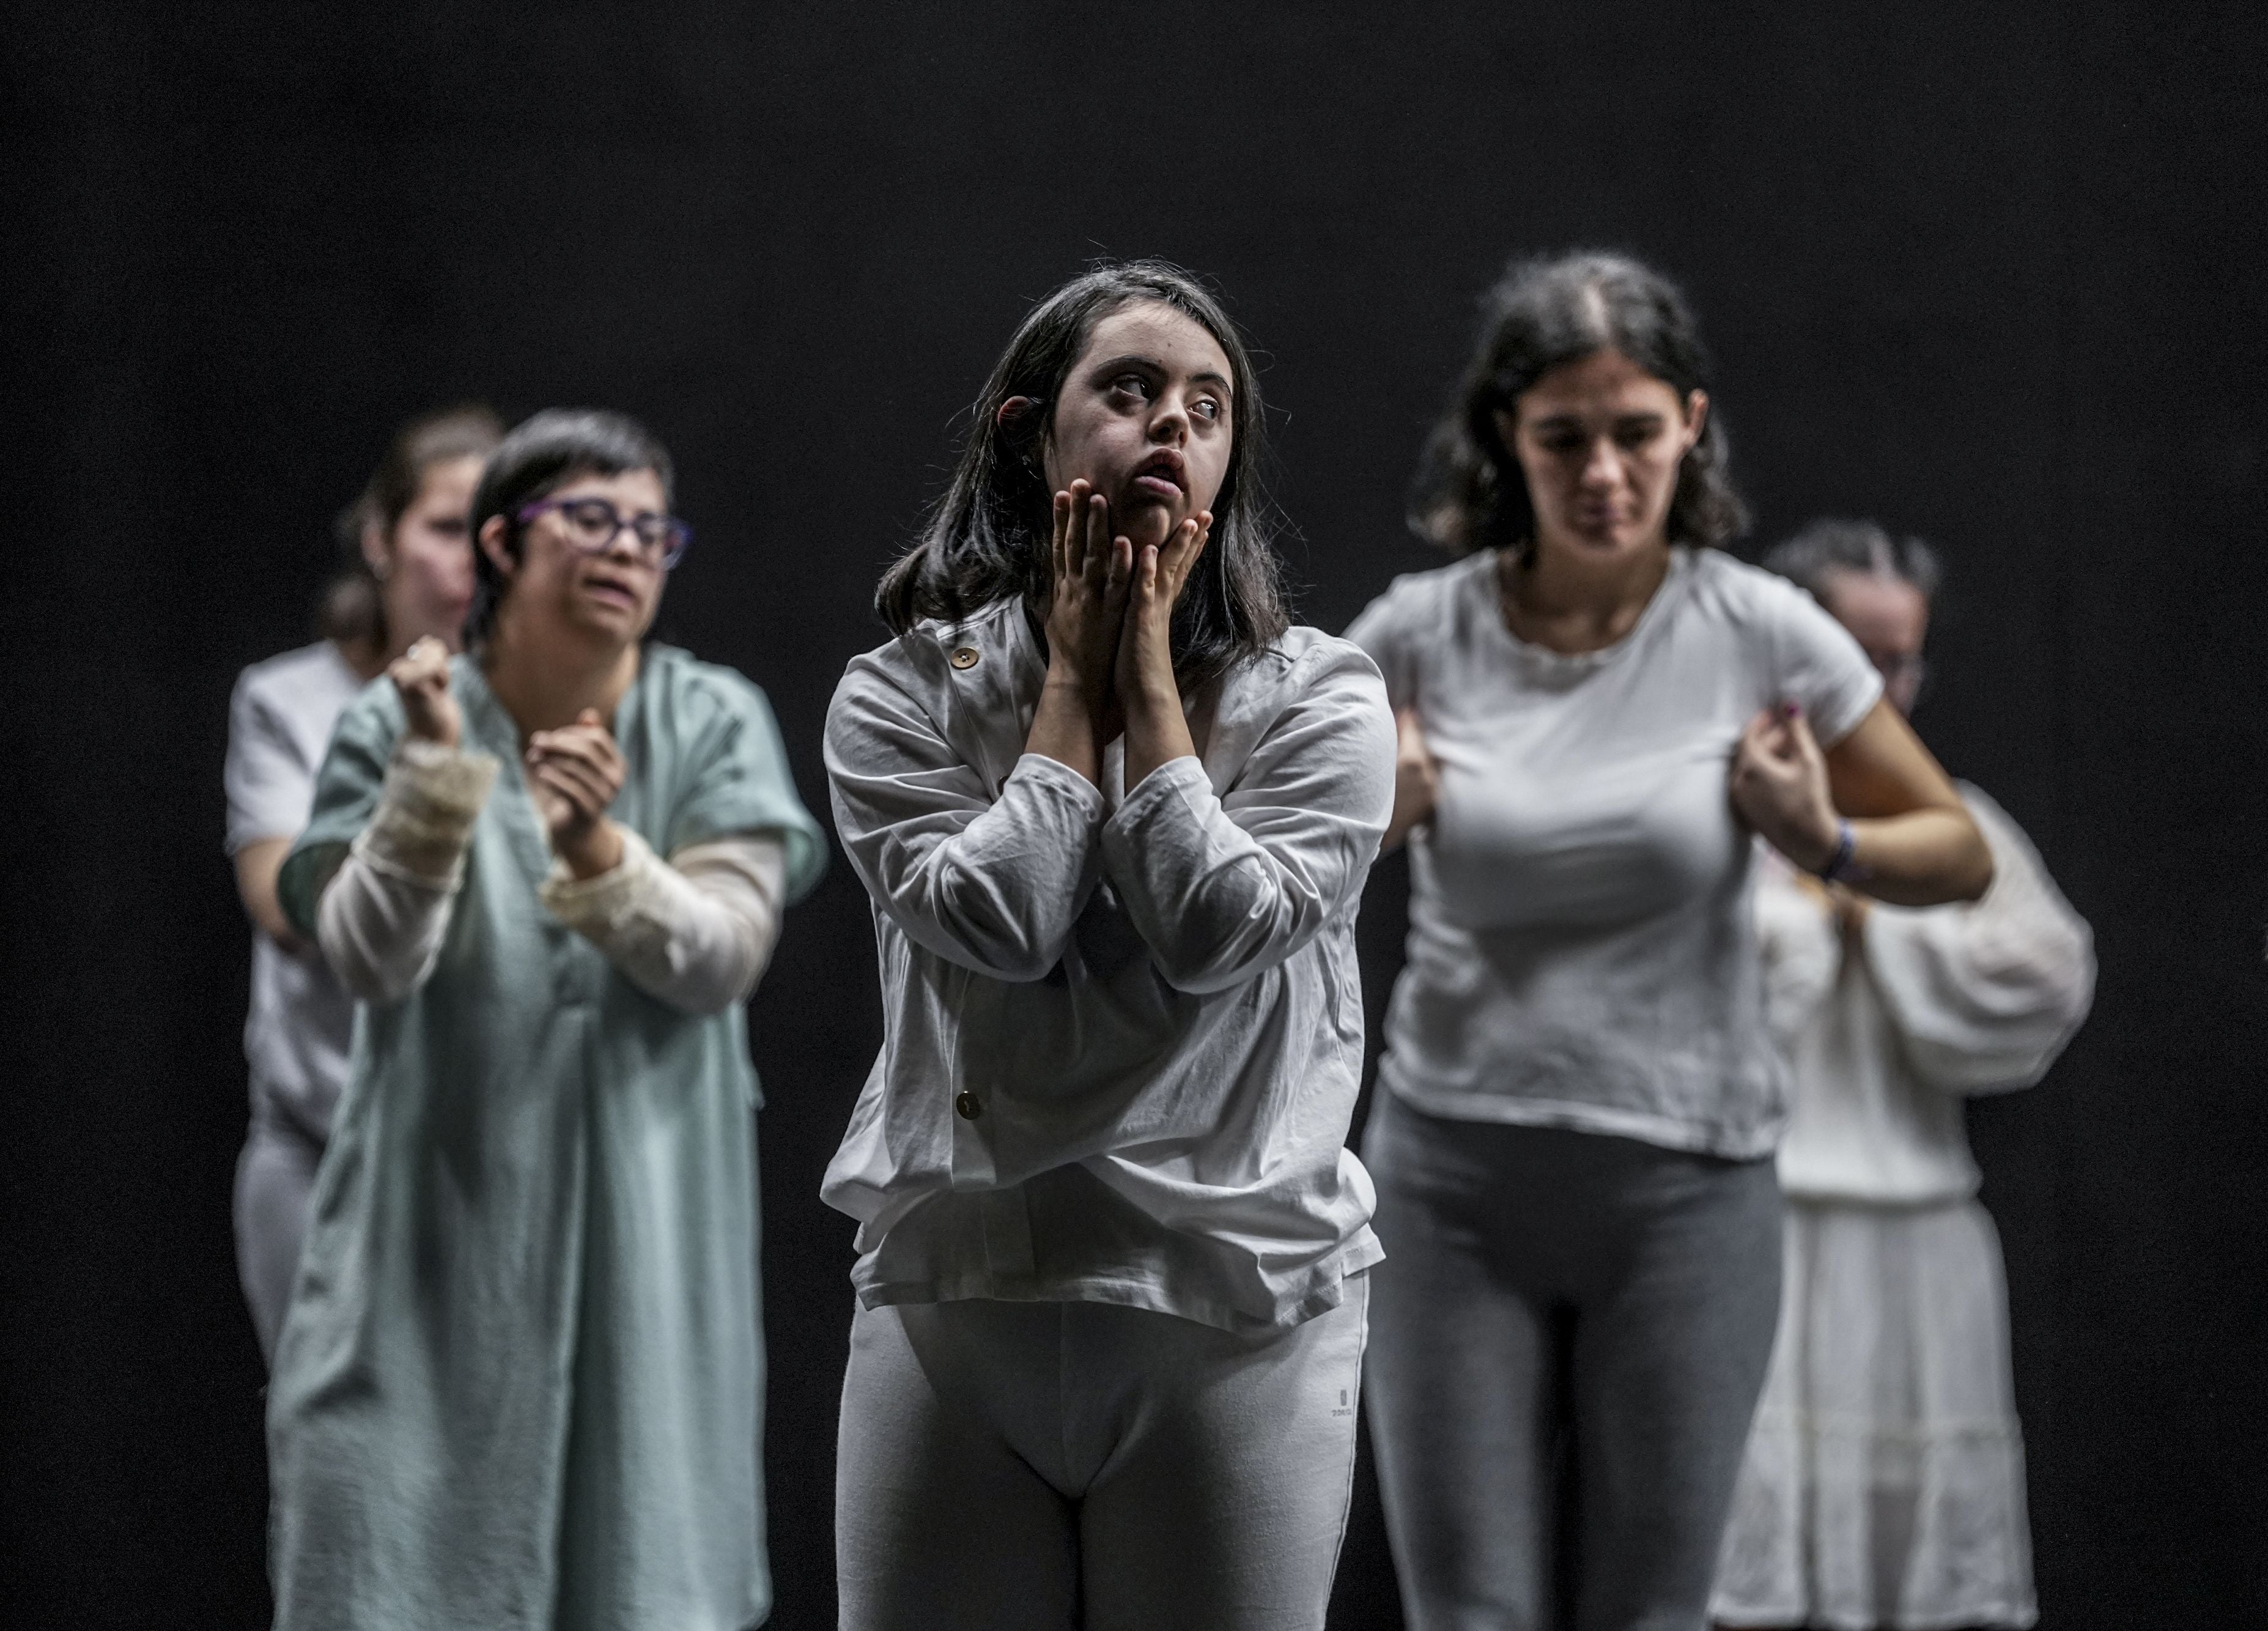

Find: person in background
<box><xmin>265</xmin><ymin>409</ymin><xmax>826</xmax><ymax>1630</ymax></box>
<box><xmin>1712</xmin><ymin>520</ymin><xmax>2094</xmax><ymax>1631</ymax></box>
<box><xmin>222</xmin><ymin>402</ymin><xmax>500</xmax><ymax>1363</ymax></box>
<box><xmin>824</xmin><ymin>261</ymin><xmax>1394</xmax><ymax>1629</ymax></box>
<box><xmin>1348</xmin><ymin>251</ymin><xmax>1995</xmax><ymax>1631</ymax></box>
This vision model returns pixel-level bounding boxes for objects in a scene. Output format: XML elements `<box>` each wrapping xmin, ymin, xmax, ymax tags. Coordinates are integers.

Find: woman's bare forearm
<box><xmin>1025</xmin><ymin>670</ymin><xmax>1105</xmax><ymax>789</ymax></box>
<box><xmin>1842</xmin><ymin>803</ymin><xmax>1992</xmax><ymax>906</ymax></box>
<box><xmin>233</xmin><ymin>837</ymin><xmax>304</xmax><ymax>952</ymax></box>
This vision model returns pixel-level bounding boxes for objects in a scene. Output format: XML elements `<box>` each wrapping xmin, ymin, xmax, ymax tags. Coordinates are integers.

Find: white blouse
<box><xmin>821</xmin><ymin>596</ymin><xmax>1397</xmax><ymax>1332</ymax></box>
<box><xmin>1760</xmin><ymin>786</ymin><xmax>2096</xmax><ymax>1203</ymax></box>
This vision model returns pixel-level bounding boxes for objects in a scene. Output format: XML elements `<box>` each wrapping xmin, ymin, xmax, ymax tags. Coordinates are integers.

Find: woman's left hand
<box><xmin>1115</xmin><ymin>513</ymin><xmax>1210</xmax><ymax>788</ymax></box>
<box><xmin>527</xmin><ymin>709</ymin><xmax>627</xmax><ymax>878</ymax></box>
<box><xmin>1729</xmin><ymin>702</ymin><xmax>1841</xmax><ymax>872</ymax></box>
<box><xmin>1115</xmin><ymin>514</ymin><xmax>1211</xmax><ymax>713</ymax></box>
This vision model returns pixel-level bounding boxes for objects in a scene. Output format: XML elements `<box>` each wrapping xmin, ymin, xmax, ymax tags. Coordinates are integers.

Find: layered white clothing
<box><xmin>821</xmin><ymin>597</ymin><xmax>1397</xmax><ymax>1333</ymax></box>
<box><xmin>1715</xmin><ymin>788</ymin><xmax>2095</xmax><ymax>1630</ymax></box>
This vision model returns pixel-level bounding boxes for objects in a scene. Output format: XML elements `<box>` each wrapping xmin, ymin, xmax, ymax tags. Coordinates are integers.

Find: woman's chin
<box><xmin>1121</xmin><ymin>509</ymin><xmax>1178</xmax><ymax>553</ymax></box>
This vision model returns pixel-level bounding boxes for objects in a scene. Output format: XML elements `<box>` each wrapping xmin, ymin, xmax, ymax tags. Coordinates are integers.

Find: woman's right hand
<box><xmin>1043</xmin><ymin>479</ymin><xmax>1132</xmax><ymax>716</ymax></box>
<box><xmin>1383</xmin><ymin>706</ymin><xmax>1438</xmax><ymax>850</ymax></box>
<box><xmin>389</xmin><ymin>635</ymin><xmax>460</xmax><ymax>749</ymax></box>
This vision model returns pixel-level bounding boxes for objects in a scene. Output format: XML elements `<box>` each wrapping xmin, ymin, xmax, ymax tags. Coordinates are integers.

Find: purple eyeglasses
<box><xmin>516</xmin><ymin>496</ymin><xmax>693</xmax><ymax>570</ymax></box>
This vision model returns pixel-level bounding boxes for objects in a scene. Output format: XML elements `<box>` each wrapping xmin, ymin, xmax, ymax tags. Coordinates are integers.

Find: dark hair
<box><xmin>874</xmin><ymin>259</ymin><xmax>1288</xmax><ymax>692</ymax></box>
<box><xmin>1764</xmin><ymin>517</ymin><xmax>1943</xmax><ymax>604</ymax></box>
<box><xmin>464</xmin><ymin>409</ymin><xmax>675</xmax><ymax>647</ymax></box>
<box><xmin>318</xmin><ymin>404</ymin><xmax>504</xmax><ymax>649</ymax></box>
<box><xmin>1411</xmin><ymin>250</ymin><xmax>1747</xmax><ymax>559</ymax></box>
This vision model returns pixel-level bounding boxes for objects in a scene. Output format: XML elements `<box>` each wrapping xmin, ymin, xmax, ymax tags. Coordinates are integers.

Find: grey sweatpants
<box><xmin>836</xmin><ymin>1279</ymin><xmax>1369</xmax><ymax>1631</ymax></box>
<box><xmin>1362</xmin><ymin>1090</ymin><xmax>1782</xmax><ymax>1631</ymax></box>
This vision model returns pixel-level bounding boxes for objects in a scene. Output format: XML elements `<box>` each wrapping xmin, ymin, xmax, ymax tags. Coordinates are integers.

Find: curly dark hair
<box><xmin>875</xmin><ymin>259</ymin><xmax>1287</xmax><ymax>693</ymax></box>
<box><xmin>1411</xmin><ymin>250</ymin><xmax>1748</xmax><ymax>560</ymax></box>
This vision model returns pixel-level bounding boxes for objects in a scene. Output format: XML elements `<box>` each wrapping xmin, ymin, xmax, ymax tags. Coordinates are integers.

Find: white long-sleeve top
<box><xmin>314</xmin><ymin>736</ymin><xmax>787</xmax><ymax>1015</ymax></box>
<box><xmin>821</xmin><ymin>597</ymin><xmax>1397</xmax><ymax>1332</ymax></box>
<box><xmin>1760</xmin><ymin>785</ymin><xmax>2095</xmax><ymax>1203</ymax></box>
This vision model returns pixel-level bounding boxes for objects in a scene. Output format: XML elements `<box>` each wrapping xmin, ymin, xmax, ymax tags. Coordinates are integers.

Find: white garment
<box><xmin>821</xmin><ymin>597</ymin><xmax>1397</xmax><ymax>1332</ymax></box>
<box><xmin>1345</xmin><ymin>546</ymin><xmax>1883</xmax><ymax>1158</ymax></box>
<box><xmin>224</xmin><ymin>640</ymin><xmax>366</xmax><ymax>1137</ymax></box>
<box><xmin>314</xmin><ymin>735</ymin><xmax>786</xmax><ymax>1015</ymax></box>
<box><xmin>835</xmin><ymin>1274</ymin><xmax>1370</xmax><ymax>1631</ymax></box>
<box><xmin>1713</xmin><ymin>788</ymin><xmax>2092</xmax><ymax>1629</ymax></box>
<box><xmin>1762</xmin><ymin>788</ymin><xmax>2097</xmax><ymax>1202</ymax></box>
<box><xmin>1714</xmin><ymin>1202</ymin><xmax>2039</xmax><ymax>1630</ymax></box>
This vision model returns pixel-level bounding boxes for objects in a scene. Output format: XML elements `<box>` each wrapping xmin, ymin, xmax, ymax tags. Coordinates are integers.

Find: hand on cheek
<box><xmin>1115</xmin><ymin>511</ymin><xmax>1210</xmax><ymax>727</ymax></box>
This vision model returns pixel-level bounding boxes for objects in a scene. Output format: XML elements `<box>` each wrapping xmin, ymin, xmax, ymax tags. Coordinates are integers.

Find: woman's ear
<box><xmin>995</xmin><ymin>394</ymin><xmax>1038</xmax><ymax>428</ymax></box>
<box><xmin>477</xmin><ymin>514</ymin><xmax>517</xmax><ymax>583</ymax></box>
<box><xmin>360</xmin><ymin>515</ymin><xmax>391</xmax><ymax>581</ymax></box>
<box><xmin>1682</xmin><ymin>389</ymin><xmax>1709</xmax><ymax>451</ymax></box>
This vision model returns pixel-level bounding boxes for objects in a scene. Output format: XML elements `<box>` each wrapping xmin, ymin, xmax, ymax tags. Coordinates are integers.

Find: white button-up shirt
<box><xmin>822</xmin><ymin>596</ymin><xmax>1396</xmax><ymax>1331</ymax></box>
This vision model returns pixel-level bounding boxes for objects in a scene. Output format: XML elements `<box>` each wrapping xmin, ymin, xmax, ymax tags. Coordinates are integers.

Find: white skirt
<box><xmin>1711</xmin><ymin>1197</ymin><xmax>2037</xmax><ymax>1630</ymax></box>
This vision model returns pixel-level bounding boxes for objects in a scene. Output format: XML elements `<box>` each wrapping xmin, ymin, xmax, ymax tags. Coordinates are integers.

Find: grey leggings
<box><xmin>837</xmin><ymin>1281</ymin><xmax>1369</xmax><ymax>1631</ymax></box>
<box><xmin>1361</xmin><ymin>1090</ymin><xmax>1782</xmax><ymax>1631</ymax></box>
<box><xmin>233</xmin><ymin>1101</ymin><xmax>324</xmax><ymax>1366</ymax></box>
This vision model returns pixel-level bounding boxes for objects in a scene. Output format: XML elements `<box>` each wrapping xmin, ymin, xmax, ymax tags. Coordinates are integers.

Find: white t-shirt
<box><xmin>224</xmin><ymin>640</ymin><xmax>367</xmax><ymax>1140</ymax></box>
<box><xmin>1346</xmin><ymin>547</ymin><xmax>1883</xmax><ymax>1158</ymax></box>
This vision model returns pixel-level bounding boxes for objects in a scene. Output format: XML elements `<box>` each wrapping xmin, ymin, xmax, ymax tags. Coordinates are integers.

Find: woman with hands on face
<box><xmin>265</xmin><ymin>410</ymin><xmax>826</xmax><ymax>1631</ymax></box>
<box><xmin>1345</xmin><ymin>253</ymin><xmax>1991</xmax><ymax>1631</ymax></box>
<box><xmin>824</xmin><ymin>262</ymin><xmax>1395</xmax><ymax>1630</ymax></box>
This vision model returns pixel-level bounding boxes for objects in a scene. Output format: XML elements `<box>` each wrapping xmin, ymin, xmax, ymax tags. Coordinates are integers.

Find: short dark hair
<box><xmin>318</xmin><ymin>404</ymin><xmax>503</xmax><ymax>649</ymax></box>
<box><xmin>874</xmin><ymin>259</ymin><xmax>1288</xmax><ymax>693</ymax></box>
<box><xmin>465</xmin><ymin>409</ymin><xmax>674</xmax><ymax>647</ymax></box>
<box><xmin>1764</xmin><ymin>517</ymin><xmax>1943</xmax><ymax>604</ymax></box>
<box><xmin>1411</xmin><ymin>250</ymin><xmax>1747</xmax><ymax>559</ymax></box>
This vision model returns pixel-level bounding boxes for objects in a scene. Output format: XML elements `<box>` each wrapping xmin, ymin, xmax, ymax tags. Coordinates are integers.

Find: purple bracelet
<box><xmin>1816</xmin><ymin>819</ymin><xmax>1860</xmax><ymax>883</ymax></box>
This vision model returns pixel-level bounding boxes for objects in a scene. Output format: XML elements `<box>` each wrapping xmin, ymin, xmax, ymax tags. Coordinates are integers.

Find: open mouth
<box><xmin>583</xmin><ymin>572</ymin><xmax>640</xmax><ymax>610</ymax></box>
<box><xmin>1129</xmin><ymin>449</ymin><xmax>1186</xmax><ymax>503</ymax></box>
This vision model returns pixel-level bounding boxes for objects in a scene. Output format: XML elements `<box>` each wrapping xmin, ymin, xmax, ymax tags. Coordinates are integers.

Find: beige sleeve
<box><xmin>314</xmin><ymin>737</ymin><xmax>499</xmax><ymax>1003</ymax></box>
<box><xmin>537</xmin><ymin>830</ymin><xmax>788</xmax><ymax>1015</ymax></box>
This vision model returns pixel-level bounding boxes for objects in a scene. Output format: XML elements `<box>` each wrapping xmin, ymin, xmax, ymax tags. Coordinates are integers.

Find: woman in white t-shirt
<box><xmin>222</xmin><ymin>403</ymin><xmax>500</xmax><ymax>1362</ymax></box>
<box><xmin>1345</xmin><ymin>253</ymin><xmax>1993</xmax><ymax>1631</ymax></box>
<box><xmin>825</xmin><ymin>261</ymin><xmax>1394</xmax><ymax>1629</ymax></box>
<box><xmin>1712</xmin><ymin>522</ymin><xmax>2094</xmax><ymax>1631</ymax></box>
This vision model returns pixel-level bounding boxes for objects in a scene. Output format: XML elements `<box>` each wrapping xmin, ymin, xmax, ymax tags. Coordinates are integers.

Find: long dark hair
<box><xmin>876</xmin><ymin>259</ymin><xmax>1288</xmax><ymax>692</ymax></box>
<box><xmin>1411</xmin><ymin>250</ymin><xmax>1747</xmax><ymax>559</ymax></box>
<box><xmin>464</xmin><ymin>409</ymin><xmax>674</xmax><ymax>648</ymax></box>
<box><xmin>318</xmin><ymin>404</ymin><xmax>503</xmax><ymax>649</ymax></box>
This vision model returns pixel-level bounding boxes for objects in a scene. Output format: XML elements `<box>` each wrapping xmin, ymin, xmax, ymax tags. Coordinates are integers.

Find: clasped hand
<box><xmin>390</xmin><ymin>636</ymin><xmax>626</xmax><ymax>877</ymax></box>
<box><xmin>525</xmin><ymin>711</ymin><xmax>627</xmax><ymax>878</ymax></box>
<box><xmin>1728</xmin><ymin>702</ymin><xmax>1842</xmax><ymax>873</ymax></box>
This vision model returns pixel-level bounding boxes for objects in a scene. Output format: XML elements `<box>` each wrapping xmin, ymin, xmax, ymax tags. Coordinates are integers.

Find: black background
<box><xmin>7</xmin><ymin>4</ymin><xmax>2265</xmax><ymax>1625</ymax></box>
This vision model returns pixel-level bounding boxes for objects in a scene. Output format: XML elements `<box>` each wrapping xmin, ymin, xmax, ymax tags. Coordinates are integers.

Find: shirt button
<box><xmin>949</xmin><ymin>646</ymin><xmax>980</xmax><ymax>671</ymax></box>
<box><xmin>955</xmin><ymin>1091</ymin><xmax>982</xmax><ymax>1120</ymax></box>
